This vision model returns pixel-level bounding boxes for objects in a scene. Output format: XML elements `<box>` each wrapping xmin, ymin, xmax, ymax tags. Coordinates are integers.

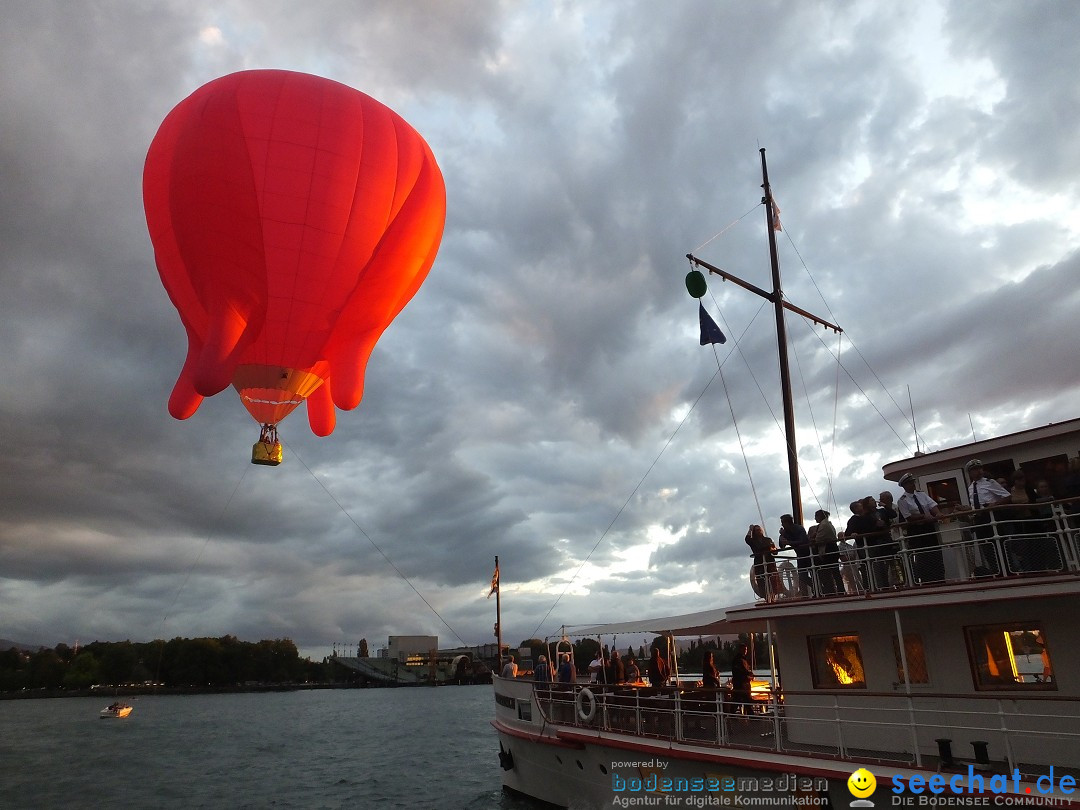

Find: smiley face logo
<box><xmin>848</xmin><ymin>768</ymin><xmax>876</xmax><ymax>799</ymax></box>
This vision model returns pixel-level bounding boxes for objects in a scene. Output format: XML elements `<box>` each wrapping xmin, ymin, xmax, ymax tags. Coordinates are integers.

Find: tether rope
<box><xmin>529</xmin><ymin>341</ymin><xmax>736</xmax><ymax>638</ymax></box>
<box><xmin>154</xmin><ymin>463</ymin><xmax>251</xmax><ymax>682</ymax></box>
<box><xmin>286</xmin><ymin>440</ymin><xmax>471</xmax><ymax>648</ymax></box>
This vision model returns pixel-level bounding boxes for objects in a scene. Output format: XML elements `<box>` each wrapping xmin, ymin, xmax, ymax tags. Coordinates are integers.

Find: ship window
<box><xmin>964</xmin><ymin>624</ymin><xmax>1056</xmax><ymax>691</ymax></box>
<box><xmin>976</xmin><ymin>461</ymin><xmax>1016</xmax><ymax>493</ymax></box>
<box><xmin>1020</xmin><ymin>455</ymin><xmax>1068</xmax><ymax>492</ymax></box>
<box><xmin>926</xmin><ymin>478</ymin><xmax>960</xmax><ymax>512</ymax></box>
<box><xmin>892</xmin><ymin>634</ymin><xmax>929</xmax><ymax>684</ymax></box>
<box><xmin>808</xmin><ymin>634</ymin><xmax>866</xmax><ymax>689</ymax></box>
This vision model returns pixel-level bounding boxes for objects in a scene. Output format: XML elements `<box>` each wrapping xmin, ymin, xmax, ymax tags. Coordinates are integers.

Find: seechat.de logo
<box><xmin>848</xmin><ymin>768</ymin><xmax>877</xmax><ymax>807</ymax></box>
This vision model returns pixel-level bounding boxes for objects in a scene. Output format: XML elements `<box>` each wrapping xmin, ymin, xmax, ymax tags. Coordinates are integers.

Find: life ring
<box><xmin>576</xmin><ymin>687</ymin><xmax>597</xmax><ymax>723</ymax></box>
<box><xmin>749</xmin><ymin>561</ymin><xmax>790</xmax><ymax>600</ymax></box>
<box><xmin>749</xmin><ymin>562</ymin><xmax>768</xmax><ymax>598</ymax></box>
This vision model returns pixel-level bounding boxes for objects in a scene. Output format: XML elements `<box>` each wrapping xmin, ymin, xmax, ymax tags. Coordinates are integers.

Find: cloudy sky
<box><xmin>2</xmin><ymin>1</ymin><xmax>1079</xmax><ymax>659</ymax></box>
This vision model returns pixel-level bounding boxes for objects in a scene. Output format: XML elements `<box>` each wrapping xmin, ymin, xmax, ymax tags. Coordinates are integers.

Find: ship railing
<box><xmin>532</xmin><ymin>682</ymin><xmax>1080</xmax><ymax>777</ymax></box>
<box><xmin>758</xmin><ymin>499</ymin><xmax>1080</xmax><ymax>602</ymax></box>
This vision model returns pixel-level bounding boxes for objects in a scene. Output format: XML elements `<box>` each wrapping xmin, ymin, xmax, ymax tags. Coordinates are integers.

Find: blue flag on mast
<box><xmin>699</xmin><ymin>302</ymin><xmax>726</xmax><ymax>345</ymax></box>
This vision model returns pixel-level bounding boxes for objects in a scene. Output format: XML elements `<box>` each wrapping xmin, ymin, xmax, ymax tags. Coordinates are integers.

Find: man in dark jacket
<box><xmin>647</xmin><ymin>646</ymin><xmax>669</xmax><ymax>687</ymax></box>
<box><xmin>730</xmin><ymin>643</ymin><xmax>754</xmax><ymax>715</ymax></box>
<box><xmin>779</xmin><ymin>514</ymin><xmax>812</xmax><ymax>595</ymax></box>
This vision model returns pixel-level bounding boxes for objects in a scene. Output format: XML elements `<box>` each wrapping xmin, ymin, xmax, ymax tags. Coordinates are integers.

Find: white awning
<box><xmin>563</xmin><ymin>602</ymin><xmax>767</xmax><ymax>638</ymax></box>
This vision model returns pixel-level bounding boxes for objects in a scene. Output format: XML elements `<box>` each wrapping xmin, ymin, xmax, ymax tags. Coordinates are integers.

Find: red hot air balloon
<box><xmin>143</xmin><ymin>70</ymin><xmax>446</xmax><ymax>463</ymax></box>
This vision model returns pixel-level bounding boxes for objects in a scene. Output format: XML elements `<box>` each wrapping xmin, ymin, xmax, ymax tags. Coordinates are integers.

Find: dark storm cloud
<box><xmin>2</xmin><ymin>0</ymin><xmax>1078</xmax><ymax>654</ymax></box>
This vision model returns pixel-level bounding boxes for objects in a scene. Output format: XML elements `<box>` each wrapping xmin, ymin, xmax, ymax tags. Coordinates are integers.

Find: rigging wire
<box><xmin>690</xmin><ymin>203</ymin><xmax>762</xmax><ymax>255</ymax></box>
<box><xmin>532</xmin><ymin>195</ymin><xmax>922</xmax><ymax>637</ymax></box>
<box><xmin>529</xmin><ymin>350</ymin><xmax>730</xmax><ymax>639</ymax></box>
<box><xmin>801</xmin><ymin>325</ymin><xmax>913</xmax><ymax>455</ymax></box>
<box><xmin>715</xmin><ymin>350</ymin><xmax>766</xmax><ymax>528</ymax></box>
<box><xmin>788</xmin><ymin>318</ymin><xmax>831</xmax><ymax>514</ymax></box>
<box><xmin>286</xmin><ymin>440</ymin><xmax>471</xmax><ymax>649</ymax></box>
<box><xmin>531</xmin><ymin>288</ymin><xmax>792</xmax><ymax>638</ymax></box>
<box><xmin>781</xmin><ymin>229</ymin><xmax>919</xmax><ymax>451</ymax></box>
<box><xmin>709</xmin><ymin>291</ymin><xmax>826</xmax><ymax>513</ymax></box>
<box><xmin>830</xmin><ymin>331</ymin><xmax>844</xmax><ymax>515</ymax></box>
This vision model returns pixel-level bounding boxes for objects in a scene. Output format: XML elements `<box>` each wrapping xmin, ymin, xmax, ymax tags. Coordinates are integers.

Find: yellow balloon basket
<box><xmin>251</xmin><ymin>424</ymin><xmax>283</xmax><ymax>465</ymax></box>
<box><xmin>252</xmin><ymin>441</ymin><xmax>283</xmax><ymax>466</ymax></box>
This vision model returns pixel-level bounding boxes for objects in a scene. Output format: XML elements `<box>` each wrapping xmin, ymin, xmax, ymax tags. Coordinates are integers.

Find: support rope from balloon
<box><xmin>152</xmin><ymin>463</ymin><xmax>252</xmax><ymax>685</ymax></box>
<box><xmin>286</xmin><ymin>441</ymin><xmax>472</xmax><ymax>649</ymax></box>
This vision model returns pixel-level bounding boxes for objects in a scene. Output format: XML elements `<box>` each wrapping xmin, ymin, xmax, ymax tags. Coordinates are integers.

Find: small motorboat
<box><xmin>99</xmin><ymin>702</ymin><xmax>132</xmax><ymax>719</ymax></box>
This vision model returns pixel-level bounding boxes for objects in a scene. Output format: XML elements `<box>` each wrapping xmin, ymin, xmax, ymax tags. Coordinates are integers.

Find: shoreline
<box><xmin>0</xmin><ymin>680</ymin><xmax>489</xmax><ymax>701</ymax></box>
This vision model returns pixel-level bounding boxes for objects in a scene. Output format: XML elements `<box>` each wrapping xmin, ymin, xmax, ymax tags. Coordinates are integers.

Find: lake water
<box><xmin>0</xmin><ymin>686</ymin><xmax>542</xmax><ymax>809</ymax></box>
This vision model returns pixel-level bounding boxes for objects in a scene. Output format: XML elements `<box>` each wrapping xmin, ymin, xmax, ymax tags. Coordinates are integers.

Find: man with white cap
<box><xmin>966</xmin><ymin>459</ymin><xmax>1011</xmax><ymax>515</ymax></box>
<box><xmin>966</xmin><ymin>459</ymin><xmax>1011</xmax><ymax>575</ymax></box>
<box><xmin>896</xmin><ymin>473</ymin><xmax>945</xmax><ymax>584</ymax></box>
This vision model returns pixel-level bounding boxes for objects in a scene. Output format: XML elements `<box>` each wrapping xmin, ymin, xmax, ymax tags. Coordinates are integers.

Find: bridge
<box><xmin>329</xmin><ymin>656</ymin><xmax>423</xmax><ymax>686</ymax></box>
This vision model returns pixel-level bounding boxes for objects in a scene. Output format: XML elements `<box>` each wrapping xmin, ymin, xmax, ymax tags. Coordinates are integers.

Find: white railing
<box><xmin>756</xmin><ymin>500</ymin><xmax>1080</xmax><ymax>601</ymax></box>
<box><xmin>532</xmin><ymin>683</ymin><xmax>1080</xmax><ymax>776</ymax></box>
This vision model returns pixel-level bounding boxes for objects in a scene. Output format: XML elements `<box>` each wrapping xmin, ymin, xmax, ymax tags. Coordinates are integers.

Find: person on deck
<box><xmin>701</xmin><ymin>650</ymin><xmax>721</xmax><ymax>688</ymax></box>
<box><xmin>501</xmin><ymin>655</ymin><xmax>518</xmax><ymax>678</ymax></box>
<box><xmin>745</xmin><ymin>524</ymin><xmax>782</xmax><ymax>602</ymax></box>
<box><xmin>811</xmin><ymin>509</ymin><xmax>844</xmax><ymax>595</ymax></box>
<box><xmin>648</xmin><ymin>646</ymin><xmax>670</xmax><ymax>687</ymax></box>
<box><xmin>778</xmin><ymin>514</ymin><xmax>813</xmax><ymax>596</ymax></box>
<box><xmin>557</xmin><ymin>653</ymin><xmax>575</xmax><ymax>683</ymax></box>
<box><xmin>878</xmin><ymin>491</ymin><xmax>904</xmax><ymax>586</ymax></box>
<box><xmin>606</xmin><ymin>650</ymin><xmax>626</xmax><ymax>685</ymax></box>
<box><xmin>588</xmin><ymin>652</ymin><xmax>604</xmax><ymax>683</ymax></box>
<box><xmin>849</xmin><ymin>496</ymin><xmax>889</xmax><ymax>590</ymax></box>
<box><xmin>837</xmin><ymin>531</ymin><xmax>861</xmax><ymax>594</ymax></box>
<box><xmin>966</xmin><ymin>459</ymin><xmax>1011</xmax><ymax>575</ymax></box>
<box><xmin>534</xmin><ymin>654</ymin><xmax>552</xmax><ymax>683</ymax></box>
<box><xmin>730</xmin><ymin>643</ymin><xmax>754</xmax><ymax>716</ymax></box>
<box><xmin>896</xmin><ymin>473</ymin><xmax>945</xmax><ymax>584</ymax></box>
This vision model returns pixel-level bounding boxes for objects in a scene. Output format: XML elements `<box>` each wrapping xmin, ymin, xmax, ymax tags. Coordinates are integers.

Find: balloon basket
<box><xmin>252</xmin><ymin>441</ymin><xmax>283</xmax><ymax>466</ymax></box>
<box><xmin>251</xmin><ymin>424</ymin><xmax>283</xmax><ymax>466</ymax></box>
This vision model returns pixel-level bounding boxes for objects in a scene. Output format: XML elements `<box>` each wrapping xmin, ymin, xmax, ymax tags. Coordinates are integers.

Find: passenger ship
<box><xmin>491</xmin><ymin>153</ymin><xmax>1080</xmax><ymax>808</ymax></box>
<box><xmin>493</xmin><ymin>420</ymin><xmax>1080</xmax><ymax>808</ymax></box>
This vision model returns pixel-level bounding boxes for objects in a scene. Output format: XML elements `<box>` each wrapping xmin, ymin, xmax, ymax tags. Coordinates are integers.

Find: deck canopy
<box><xmin>564</xmin><ymin>603</ymin><xmax>768</xmax><ymax>638</ymax></box>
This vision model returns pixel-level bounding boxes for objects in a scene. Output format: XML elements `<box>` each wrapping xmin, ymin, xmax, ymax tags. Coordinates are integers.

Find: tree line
<box><xmin>0</xmin><ymin>636</ymin><xmax>330</xmax><ymax>692</ymax></box>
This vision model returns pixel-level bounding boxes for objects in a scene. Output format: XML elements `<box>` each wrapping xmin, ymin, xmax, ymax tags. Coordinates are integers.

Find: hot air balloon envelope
<box><xmin>143</xmin><ymin>69</ymin><xmax>446</xmax><ymax>445</ymax></box>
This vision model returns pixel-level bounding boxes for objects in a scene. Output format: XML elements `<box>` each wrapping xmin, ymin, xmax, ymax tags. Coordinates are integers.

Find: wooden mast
<box><xmin>759</xmin><ymin>149</ymin><xmax>802</xmax><ymax>523</ymax></box>
<box><xmin>494</xmin><ymin>555</ymin><xmax>503</xmax><ymax>672</ymax></box>
<box><xmin>687</xmin><ymin>148</ymin><xmax>841</xmax><ymax>524</ymax></box>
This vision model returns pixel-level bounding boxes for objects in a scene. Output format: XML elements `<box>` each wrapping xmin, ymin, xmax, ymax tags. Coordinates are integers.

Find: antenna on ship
<box><xmin>908</xmin><ymin>385</ymin><xmax>923</xmax><ymax>456</ymax></box>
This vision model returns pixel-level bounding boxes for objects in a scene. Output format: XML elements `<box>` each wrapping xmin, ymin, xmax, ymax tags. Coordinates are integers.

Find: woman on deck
<box><xmin>745</xmin><ymin>524</ymin><xmax>782</xmax><ymax>602</ymax></box>
<box><xmin>701</xmin><ymin>651</ymin><xmax>721</xmax><ymax>687</ymax></box>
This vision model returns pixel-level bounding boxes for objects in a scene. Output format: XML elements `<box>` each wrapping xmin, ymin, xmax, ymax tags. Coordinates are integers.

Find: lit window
<box><xmin>809</xmin><ymin>634</ymin><xmax>866</xmax><ymax>689</ymax></box>
<box><xmin>964</xmin><ymin>624</ymin><xmax>1055</xmax><ymax>690</ymax></box>
<box><xmin>892</xmin><ymin>634</ymin><xmax>929</xmax><ymax>684</ymax></box>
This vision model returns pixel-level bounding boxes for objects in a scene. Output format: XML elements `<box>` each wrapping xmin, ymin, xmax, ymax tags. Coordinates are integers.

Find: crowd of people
<box><xmin>511</xmin><ymin>642</ymin><xmax>761</xmax><ymax>715</ymax></box>
<box><xmin>745</xmin><ymin>457</ymin><xmax>1080</xmax><ymax>600</ymax></box>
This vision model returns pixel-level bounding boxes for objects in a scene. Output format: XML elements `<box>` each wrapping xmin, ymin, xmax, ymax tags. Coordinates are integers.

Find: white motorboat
<box><xmin>99</xmin><ymin>702</ymin><xmax>133</xmax><ymax>718</ymax></box>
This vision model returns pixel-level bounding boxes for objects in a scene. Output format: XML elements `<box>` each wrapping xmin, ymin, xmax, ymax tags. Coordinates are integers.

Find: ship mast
<box><xmin>687</xmin><ymin>149</ymin><xmax>841</xmax><ymax>524</ymax></box>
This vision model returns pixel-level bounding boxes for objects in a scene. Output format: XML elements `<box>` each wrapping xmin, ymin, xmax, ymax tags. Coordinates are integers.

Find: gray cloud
<box><xmin>2</xmin><ymin>0</ymin><xmax>1079</xmax><ymax>656</ymax></box>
